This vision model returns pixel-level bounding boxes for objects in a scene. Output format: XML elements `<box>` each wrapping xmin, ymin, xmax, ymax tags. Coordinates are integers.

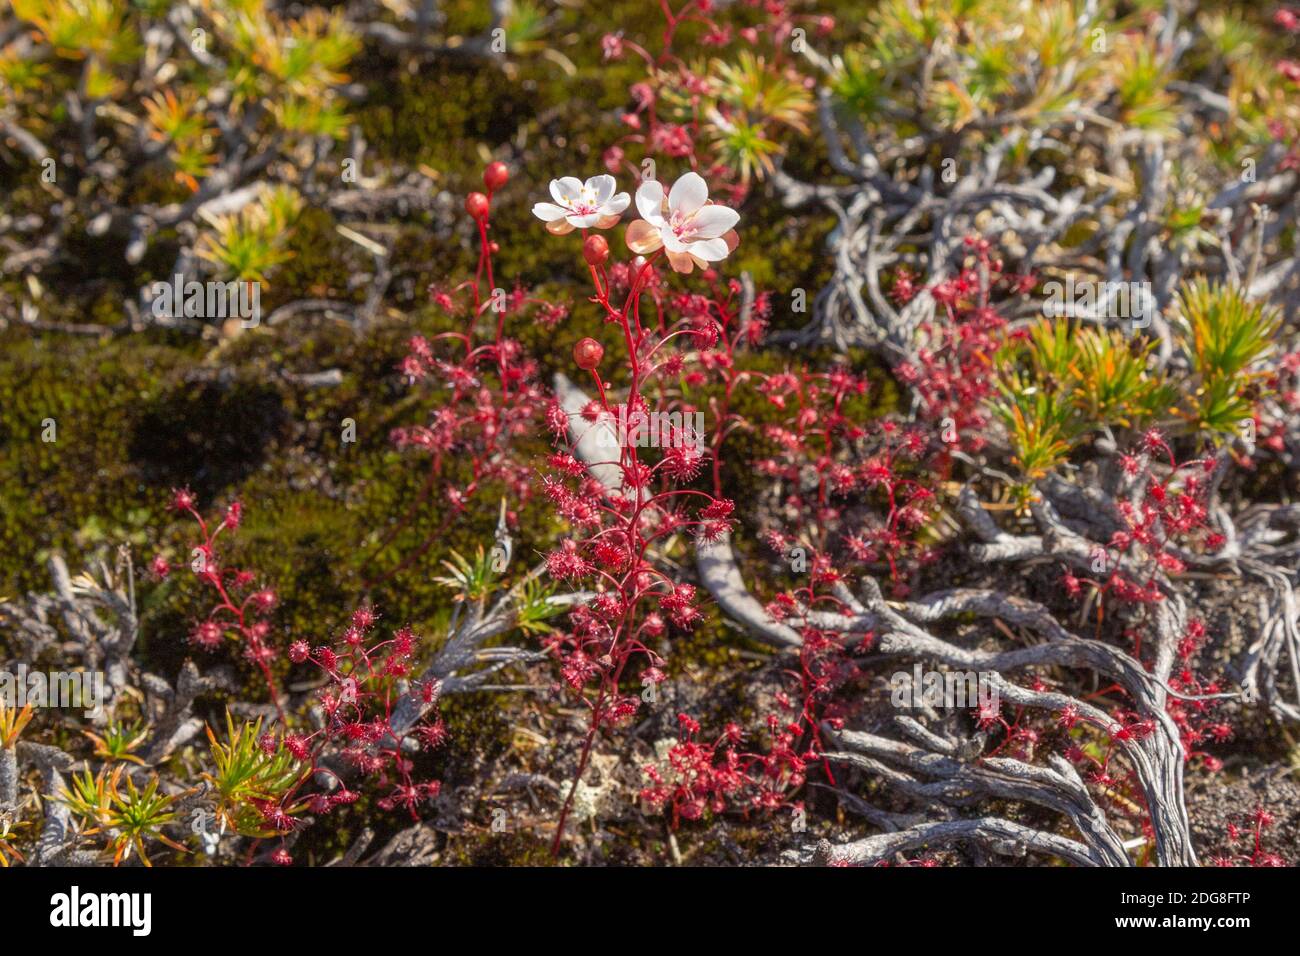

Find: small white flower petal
<box><xmin>636</xmin><ymin>180</ymin><xmax>665</xmax><ymax>222</ymax></box>
<box><xmin>686</xmin><ymin>236</ymin><xmax>730</xmax><ymax>261</ymax></box>
<box><xmin>566</xmin><ymin>212</ymin><xmax>604</xmax><ymax>228</ymax></box>
<box><xmin>550</xmin><ymin>177</ymin><xmax>584</xmax><ymax>205</ymax></box>
<box><xmin>668</xmin><ymin>172</ymin><xmax>708</xmax><ymax>216</ymax></box>
<box><xmin>661</xmin><ymin>232</ymin><xmax>691</xmax><ymax>254</ymax></box>
<box><xmin>532</xmin><ymin>202</ymin><xmax>569</xmax><ymax>222</ymax></box>
<box><xmin>587</xmin><ymin>175</ymin><xmax>617</xmax><ymax>204</ymax></box>
<box><xmin>688</xmin><ymin>205</ymin><xmax>739</xmax><ymax>240</ymax></box>
<box><xmin>603</xmin><ymin>192</ymin><xmax>631</xmax><ymax>215</ymax></box>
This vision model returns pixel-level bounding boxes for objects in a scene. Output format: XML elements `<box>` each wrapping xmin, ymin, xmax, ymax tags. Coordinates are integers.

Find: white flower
<box><xmin>626</xmin><ymin>171</ymin><xmax>739</xmax><ymax>274</ymax></box>
<box><xmin>532</xmin><ymin>174</ymin><xmax>630</xmax><ymax>234</ymax></box>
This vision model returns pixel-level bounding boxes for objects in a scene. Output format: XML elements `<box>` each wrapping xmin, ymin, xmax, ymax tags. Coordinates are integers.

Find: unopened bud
<box><xmin>574</xmin><ymin>337</ymin><xmax>604</xmax><ymax>371</ymax></box>
<box><xmin>583</xmin><ymin>234</ymin><xmax>609</xmax><ymax>266</ymax></box>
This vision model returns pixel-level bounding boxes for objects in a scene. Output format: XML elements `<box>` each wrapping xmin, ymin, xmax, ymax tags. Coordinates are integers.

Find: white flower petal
<box><xmin>587</xmin><ymin>175</ymin><xmax>617</xmax><ymax>204</ymax></box>
<box><xmin>602</xmin><ymin>192</ymin><xmax>631</xmax><ymax>215</ymax></box>
<box><xmin>532</xmin><ymin>202</ymin><xmax>569</xmax><ymax>222</ymax></box>
<box><xmin>668</xmin><ymin>172</ymin><xmax>708</xmax><ymax>216</ymax></box>
<box><xmin>636</xmin><ymin>180</ymin><xmax>665</xmax><ymax>221</ymax></box>
<box><xmin>550</xmin><ymin>177</ymin><xmax>584</xmax><ymax>205</ymax></box>
<box><xmin>689</xmin><ymin>204</ymin><xmax>739</xmax><ymax>239</ymax></box>
<box><xmin>686</xmin><ymin>236</ymin><xmax>730</xmax><ymax>261</ymax></box>
<box><xmin>662</xmin><ymin>232</ymin><xmax>691</xmax><ymax>254</ymax></box>
<box><xmin>566</xmin><ymin>212</ymin><xmax>603</xmax><ymax>228</ymax></box>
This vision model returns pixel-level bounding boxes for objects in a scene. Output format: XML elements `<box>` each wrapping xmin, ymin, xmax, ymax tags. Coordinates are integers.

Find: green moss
<box><xmin>0</xmin><ymin>332</ymin><xmax>199</xmax><ymax>592</ymax></box>
<box><xmin>354</xmin><ymin>58</ymin><xmax>534</xmax><ymax>173</ymax></box>
<box><xmin>445</xmin><ymin>830</ymin><xmax>556</xmax><ymax>866</ymax></box>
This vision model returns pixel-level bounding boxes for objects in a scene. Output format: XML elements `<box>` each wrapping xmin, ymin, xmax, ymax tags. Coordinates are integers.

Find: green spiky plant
<box><xmin>0</xmin><ymin>701</ymin><xmax>35</xmax><ymax>866</ymax></box>
<box><xmin>1111</xmin><ymin>33</ymin><xmax>1178</xmax><ymax>132</ymax></box>
<box><xmin>3</xmin><ymin>0</ymin><xmax>360</xmax><ymax>332</ymax></box>
<box><xmin>706</xmin><ymin>52</ymin><xmax>813</xmax><ymax>182</ymax></box>
<box><xmin>993</xmin><ymin>319</ymin><xmax>1172</xmax><ymax>477</ymax></box>
<box><xmin>434</xmin><ymin>546</ymin><xmax>503</xmax><ymax>603</ymax></box>
<box><xmin>196</xmin><ymin>185</ymin><xmax>304</xmax><ymax>282</ymax></box>
<box><xmin>657</xmin><ymin>51</ymin><xmax>813</xmax><ymax>184</ymax></box>
<box><xmin>63</xmin><ymin>766</ymin><xmax>112</xmax><ymax>823</ymax></box>
<box><xmin>829</xmin><ymin>0</ymin><xmax>1114</xmax><ymax>133</ymax></box>
<box><xmin>202</xmin><ymin>711</ymin><xmax>308</xmax><ymax>838</ymax></box>
<box><xmin>83</xmin><ymin>719</ymin><xmax>149</xmax><ymax>766</ymax></box>
<box><xmin>0</xmin><ymin>701</ymin><xmax>34</xmax><ymax>749</ymax></box>
<box><xmin>0</xmin><ymin>816</ymin><xmax>27</xmax><ymax>867</ymax></box>
<box><xmin>207</xmin><ymin>1</ymin><xmax>360</xmax><ymax>111</ymax></box>
<box><xmin>10</xmin><ymin>0</ymin><xmax>139</xmax><ymax>62</ymax></box>
<box><xmin>62</xmin><ymin>766</ymin><xmax>190</xmax><ymax>866</ymax></box>
<box><xmin>142</xmin><ymin>88</ymin><xmax>218</xmax><ymax>191</ymax></box>
<box><xmin>818</xmin><ymin>0</ymin><xmax>1298</xmax><ymax>225</ymax></box>
<box><xmin>1072</xmin><ymin>327</ymin><xmax>1177</xmax><ymax>429</ymax></box>
<box><xmin>434</xmin><ymin>547</ymin><xmax>564</xmax><ymax>634</ymax></box>
<box><xmin>8</xmin><ymin>0</ymin><xmax>359</xmax><ymax>196</ymax></box>
<box><xmin>512</xmin><ymin>574</ymin><xmax>564</xmax><ymax>636</ymax></box>
<box><xmin>501</xmin><ymin>0</ymin><xmax>550</xmax><ymax>53</ymax></box>
<box><xmin>1175</xmin><ymin>278</ymin><xmax>1281</xmax><ymax>433</ymax></box>
<box><xmin>994</xmin><ymin>368</ymin><xmax>1080</xmax><ymax>479</ymax></box>
<box><xmin>993</xmin><ymin>277</ymin><xmax>1279</xmax><ymax>479</ymax></box>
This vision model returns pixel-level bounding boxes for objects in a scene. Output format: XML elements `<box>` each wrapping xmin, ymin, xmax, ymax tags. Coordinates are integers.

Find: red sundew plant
<box><xmin>742</xmin><ymin>397</ymin><xmax>946</xmax><ymax>773</ymax></box>
<box><xmin>151</xmin><ymin>499</ymin><xmax>449</xmax><ymax>864</ymax></box>
<box><xmin>532</xmin><ymin>167</ymin><xmax>898</xmax><ymax>841</ymax></box>
<box><xmin>620</xmin><ymin>258</ymin><xmax>952</xmax><ymax>775</ymax></box>
<box><xmin>1061</xmin><ymin>431</ymin><xmax>1221</xmax><ymax>612</ymax></box>
<box><xmin>1164</xmin><ymin>618</ymin><xmax>1236</xmax><ymax>773</ymax></box>
<box><xmin>152</xmin><ymin>490</ymin><xmax>285</xmax><ymax>721</ymax></box>
<box><xmin>634</xmin><ymin>231</ymin><xmax>942</xmax><ymax>602</ymax></box>
<box><xmin>962</xmin><ymin>676</ymin><xmax>1187</xmax><ymax>859</ymax></box>
<box><xmin>287</xmin><ymin>608</ymin><xmax>447</xmax><ymax>815</ymax></box>
<box><xmin>1255</xmin><ymin>348</ymin><xmax>1300</xmax><ymax>459</ymax></box>
<box><xmin>1064</xmin><ymin>436</ymin><xmax>1242</xmax><ymax>778</ymax></box>
<box><xmin>202</xmin><ymin>607</ymin><xmax>448</xmax><ymax>866</ymax></box>
<box><xmin>638</xmin><ymin>712</ymin><xmax>810</xmax><ymax>827</ymax></box>
<box><xmin>745</xmin><ymin>412</ymin><xmax>944</xmax><ymax>776</ymax></box>
<box><xmin>1210</xmin><ymin>808</ymin><xmax>1287</xmax><ymax>867</ymax></box>
<box><xmin>549</xmin><ymin>176</ymin><xmax>892</xmax><ymax>819</ymax></box>
<box><xmin>991</xmin><ymin>433</ymin><xmax>1244</xmax><ymax>849</ymax></box>
<box><xmin>533</xmin><ymin>168</ymin><xmax>752</xmax><ymax>850</ymax></box>
<box><xmin>893</xmin><ymin>237</ymin><xmax>1034</xmax><ymax>461</ymax></box>
<box><xmin>696</xmin><ymin>249</ymin><xmax>1031</xmax><ymax>612</ymax></box>
<box><xmin>635</xmin><ymin>631</ymin><xmax>867</xmax><ymax>827</ymax></box>
<box><xmin>374</xmin><ymin>163</ymin><xmax>550</xmax><ymax>584</ymax></box>
<box><xmin>758</xmin><ymin>416</ymin><xmax>941</xmax><ymax>601</ymax></box>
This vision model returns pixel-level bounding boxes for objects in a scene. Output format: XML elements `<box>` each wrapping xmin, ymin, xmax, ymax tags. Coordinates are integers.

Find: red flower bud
<box><xmin>583</xmin><ymin>234</ymin><xmax>609</xmax><ymax>266</ymax></box>
<box><xmin>465</xmin><ymin>192</ymin><xmax>490</xmax><ymax>220</ymax></box>
<box><xmin>573</xmin><ymin>337</ymin><xmax>604</xmax><ymax>370</ymax></box>
<box><xmin>484</xmin><ymin>162</ymin><xmax>509</xmax><ymax>192</ymax></box>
